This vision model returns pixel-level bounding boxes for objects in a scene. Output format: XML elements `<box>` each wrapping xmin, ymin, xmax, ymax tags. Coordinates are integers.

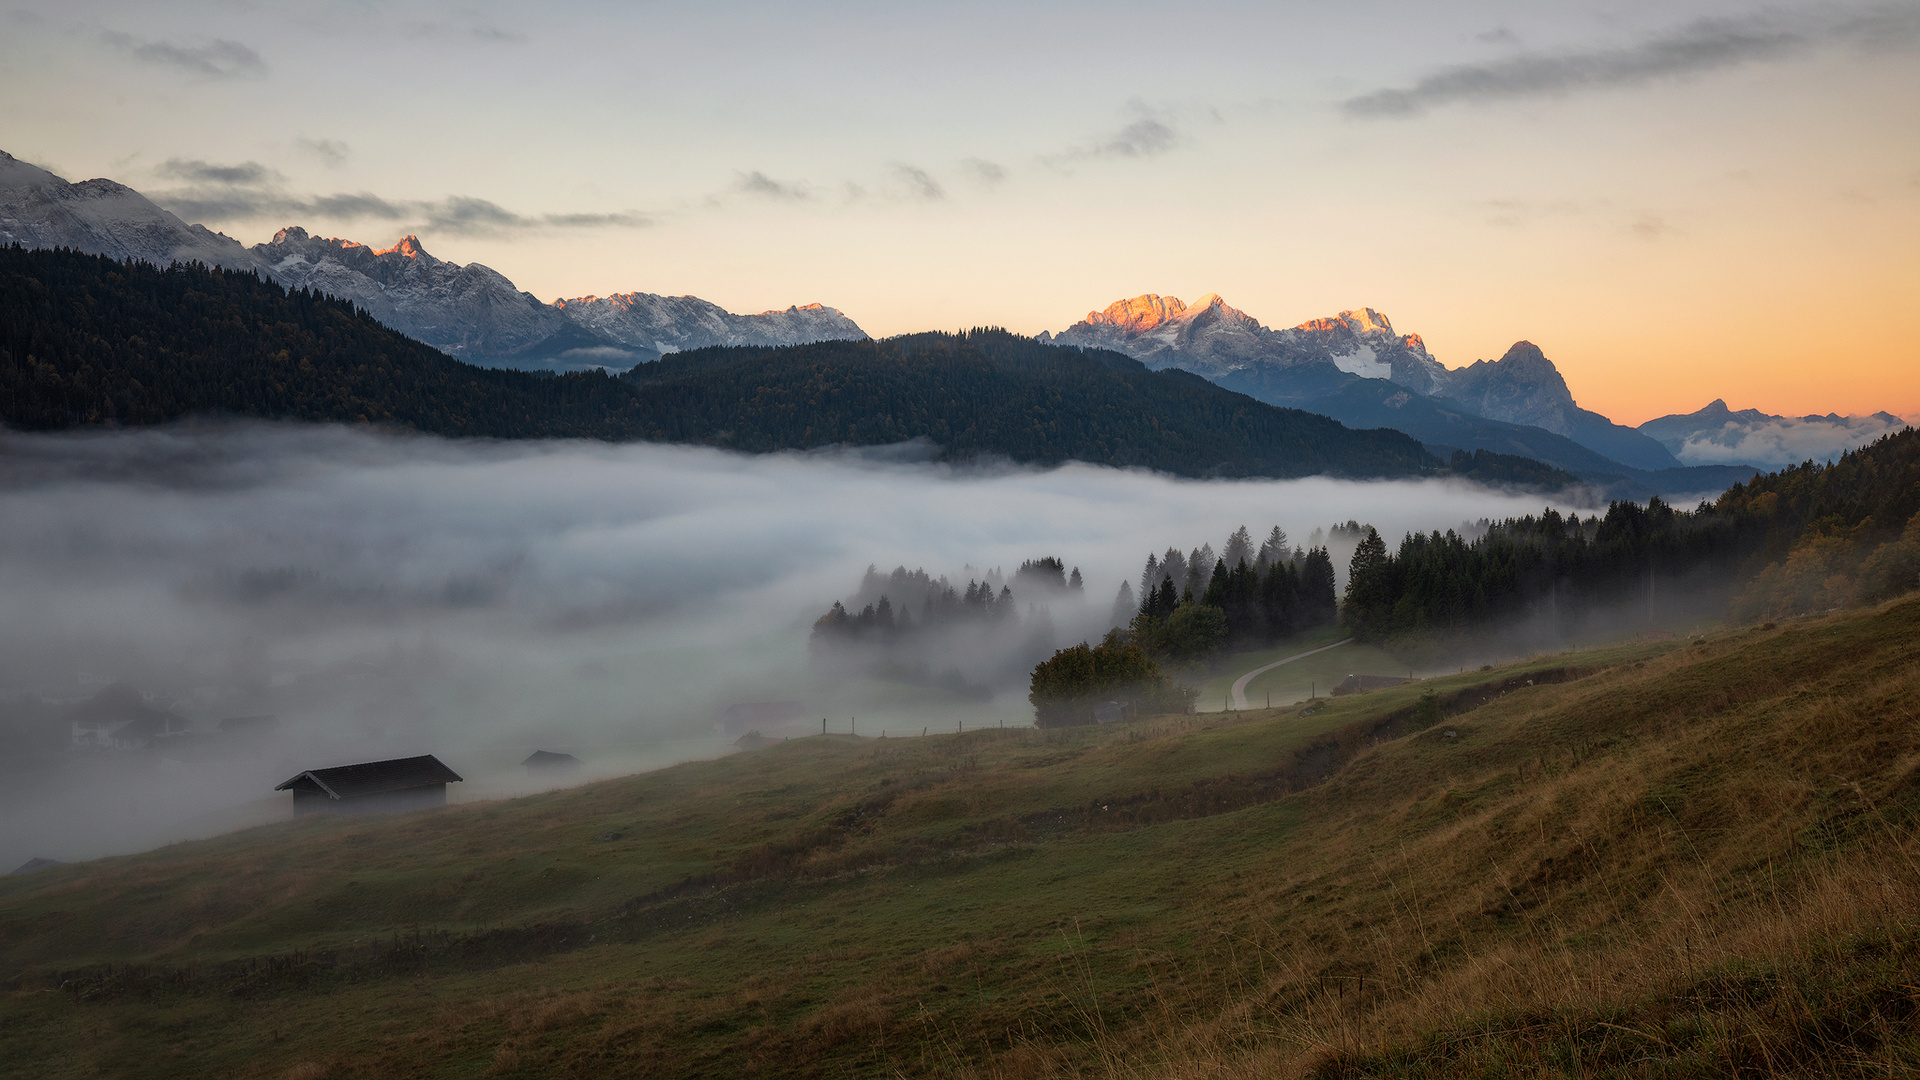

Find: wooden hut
<box><xmin>521</xmin><ymin>749</ymin><xmax>582</xmax><ymax>776</ymax></box>
<box><xmin>275</xmin><ymin>755</ymin><xmax>463</xmax><ymax>815</ymax></box>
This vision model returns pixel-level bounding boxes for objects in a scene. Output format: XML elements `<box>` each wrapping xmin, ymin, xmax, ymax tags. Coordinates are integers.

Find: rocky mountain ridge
<box><xmin>0</xmin><ymin>151</ymin><xmax>866</xmax><ymax>370</ymax></box>
<box><xmin>1050</xmin><ymin>293</ymin><xmax>1679</xmax><ymax>472</ymax></box>
<box><xmin>1639</xmin><ymin>399</ymin><xmax>1910</xmax><ymax>468</ymax></box>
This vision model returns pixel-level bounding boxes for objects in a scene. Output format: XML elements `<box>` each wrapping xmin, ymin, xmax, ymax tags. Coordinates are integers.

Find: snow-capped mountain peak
<box><xmin>1083</xmin><ymin>294</ymin><xmax>1189</xmax><ymax>334</ymax></box>
<box><xmin>374</xmin><ymin>235</ymin><xmax>433</xmax><ymax>262</ymax></box>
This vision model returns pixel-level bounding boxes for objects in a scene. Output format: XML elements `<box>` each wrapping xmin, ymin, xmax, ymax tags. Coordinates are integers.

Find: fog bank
<box><xmin>0</xmin><ymin>423</ymin><xmax>1584</xmax><ymax>870</ymax></box>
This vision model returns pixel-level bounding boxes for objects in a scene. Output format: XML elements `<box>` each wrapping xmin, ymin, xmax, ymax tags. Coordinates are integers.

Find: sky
<box><xmin>1</xmin><ymin>0</ymin><xmax>1915</xmax><ymax>423</ymax></box>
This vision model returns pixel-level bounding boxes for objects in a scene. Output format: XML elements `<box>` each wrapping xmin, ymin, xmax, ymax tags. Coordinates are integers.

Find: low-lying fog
<box><xmin>0</xmin><ymin>423</ymin><xmax>1589</xmax><ymax>870</ymax></box>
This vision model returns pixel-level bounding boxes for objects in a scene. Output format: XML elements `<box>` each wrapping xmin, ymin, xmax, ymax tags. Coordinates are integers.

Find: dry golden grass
<box><xmin>4</xmin><ymin>599</ymin><xmax>1919</xmax><ymax>1077</ymax></box>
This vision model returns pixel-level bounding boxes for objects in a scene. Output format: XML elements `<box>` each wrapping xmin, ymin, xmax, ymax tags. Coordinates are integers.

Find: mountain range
<box><xmin>1640</xmin><ymin>399</ymin><xmax>1910</xmax><ymax>469</ymax></box>
<box><xmin>1047</xmin><ymin>294</ymin><xmax>1906</xmax><ymax>489</ymax></box>
<box><xmin>0</xmin><ymin>151</ymin><xmax>866</xmax><ymax>370</ymax></box>
<box><xmin>0</xmin><ymin>246</ymin><xmax>1461</xmax><ymax>482</ymax></box>
<box><xmin>3</xmin><ymin>148</ymin><xmax>1904</xmax><ymax>488</ymax></box>
<box><xmin>1047</xmin><ymin>295</ymin><xmax>1681</xmax><ymax>472</ymax></box>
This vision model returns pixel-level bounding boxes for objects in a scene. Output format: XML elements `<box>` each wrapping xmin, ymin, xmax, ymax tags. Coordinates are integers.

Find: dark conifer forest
<box><xmin>0</xmin><ymin>246</ymin><xmax>1445</xmax><ymax>481</ymax></box>
<box><xmin>1340</xmin><ymin>428</ymin><xmax>1920</xmax><ymax>641</ymax></box>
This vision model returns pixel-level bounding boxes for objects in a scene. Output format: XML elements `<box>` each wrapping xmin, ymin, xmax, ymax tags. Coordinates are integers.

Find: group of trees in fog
<box><xmin>811</xmin><ymin>558</ymin><xmax>1084</xmax><ymax>646</ymax></box>
<box><xmin>1338</xmin><ymin>427</ymin><xmax>1920</xmax><ymax>642</ymax></box>
<box><xmin>1024</xmin><ymin>523</ymin><xmax>1342</xmax><ymax>726</ymax></box>
<box><xmin>1338</xmin><ymin>498</ymin><xmax>1744</xmax><ymax>642</ymax></box>
<box><xmin>1124</xmin><ymin>525</ymin><xmax>1340</xmax><ymax>664</ymax></box>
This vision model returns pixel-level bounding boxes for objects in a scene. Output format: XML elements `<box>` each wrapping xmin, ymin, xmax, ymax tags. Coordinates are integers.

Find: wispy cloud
<box><xmin>892</xmin><ymin>164</ymin><xmax>945</xmax><ymax>201</ymax></box>
<box><xmin>961</xmin><ymin>158</ymin><xmax>1006</xmax><ymax>185</ymax></box>
<box><xmin>298</xmin><ymin>139</ymin><xmax>350</xmax><ymax>168</ymax></box>
<box><xmin>150</xmin><ymin>158</ymin><xmax>648</xmax><ymax>237</ymax></box>
<box><xmin>1344</xmin><ymin>7</ymin><xmax>1920</xmax><ymax>117</ymax></box>
<box><xmin>101</xmin><ymin>32</ymin><xmax>266</xmax><ymax>80</ymax></box>
<box><xmin>158</xmin><ymin>159</ymin><xmax>278</xmax><ymax>186</ymax></box>
<box><xmin>736</xmin><ymin>170</ymin><xmax>812</xmax><ymax>201</ymax></box>
<box><xmin>1046</xmin><ymin>103</ymin><xmax>1188</xmax><ymax>169</ymax></box>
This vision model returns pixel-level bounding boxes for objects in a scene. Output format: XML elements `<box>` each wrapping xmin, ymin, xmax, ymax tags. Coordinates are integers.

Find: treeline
<box><xmin>810</xmin><ymin>558</ymin><xmax>1084</xmax><ymax>647</ymax></box>
<box><xmin>0</xmin><ymin>246</ymin><xmax>650</xmax><ymax>437</ymax></box>
<box><xmin>1726</xmin><ymin>427</ymin><xmax>1920</xmax><ymax>617</ymax></box>
<box><xmin>618</xmin><ymin>331</ymin><xmax>1441</xmax><ymax>479</ymax></box>
<box><xmin>1026</xmin><ymin>524</ymin><xmax>1342</xmax><ymax>726</ymax></box>
<box><xmin>1126</xmin><ymin>525</ymin><xmax>1340</xmax><ymax>663</ymax></box>
<box><xmin>1340</xmin><ymin>426</ymin><xmax>1920</xmax><ymax>641</ymax></box>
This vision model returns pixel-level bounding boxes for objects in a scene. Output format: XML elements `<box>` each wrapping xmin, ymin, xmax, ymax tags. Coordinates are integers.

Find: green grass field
<box><xmin>5</xmin><ymin>597</ymin><xmax>1920</xmax><ymax>1078</ymax></box>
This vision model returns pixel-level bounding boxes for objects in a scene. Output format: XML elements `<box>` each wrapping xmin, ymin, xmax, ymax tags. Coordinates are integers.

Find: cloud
<box><xmin>158</xmin><ymin>158</ymin><xmax>279</xmax><ymax>186</ymax></box>
<box><xmin>299</xmin><ymin>139</ymin><xmax>350</xmax><ymax>168</ymax></box>
<box><xmin>893</xmin><ymin>164</ymin><xmax>945</xmax><ymax>201</ymax></box>
<box><xmin>1343</xmin><ymin>8</ymin><xmax>1920</xmax><ymax>117</ymax></box>
<box><xmin>961</xmin><ymin>158</ymin><xmax>1006</xmax><ymax>185</ymax></box>
<box><xmin>149</xmin><ymin>158</ymin><xmax>649</xmax><ymax>236</ymax></box>
<box><xmin>101</xmin><ymin>32</ymin><xmax>266</xmax><ymax>79</ymax></box>
<box><xmin>1670</xmin><ymin>412</ymin><xmax>1910</xmax><ymax>467</ymax></box>
<box><xmin>1047</xmin><ymin>103</ymin><xmax>1188</xmax><ymax>168</ymax></box>
<box><xmin>0</xmin><ymin>423</ymin><xmax>1585</xmax><ymax>869</ymax></box>
<box><xmin>1097</xmin><ymin>116</ymin><xmax>1180</xmax><ymax>158</ymax></box>
<box><xmin>737</xmin><ymin>170</ymin><xmax>812</xmax><ymax>201</ymax></box>
<box><xmin>1627</xmin><ymin>212</ymin><xmax>1676</xmax><ymax>239</ymax></box>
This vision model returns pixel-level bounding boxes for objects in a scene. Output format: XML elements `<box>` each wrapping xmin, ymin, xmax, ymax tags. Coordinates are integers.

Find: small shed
<box><xmin>275</xmin><ymin>754</ymin><xmax>463</xmax><ymax>815</ymax></box>
<box><xmin>521</xmin><ymin>749</ymin><xmax>582</xmax><ymax>775</ymax></box>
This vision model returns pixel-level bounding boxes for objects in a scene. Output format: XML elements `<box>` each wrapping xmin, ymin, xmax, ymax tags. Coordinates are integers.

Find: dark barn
<box><xmin>521</xmin><ymin>749</ymin><xmax>582</xmax><ymax>776</ymax></box>
<box><xmin>275</xmin><ymin>755</ymin><xmax>463</xmax><ymax>815</ymax></box>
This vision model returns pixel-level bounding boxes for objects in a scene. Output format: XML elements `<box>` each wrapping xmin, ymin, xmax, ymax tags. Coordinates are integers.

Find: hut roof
<box><xmin>520</xmin><ymin>750</ymin><xmax>581</xmax><ymax>767</ymax></box>
<box><xmin>274</xmin><ymin>755</ymin><xmax>463</xmax><ymax>800</ymax></box>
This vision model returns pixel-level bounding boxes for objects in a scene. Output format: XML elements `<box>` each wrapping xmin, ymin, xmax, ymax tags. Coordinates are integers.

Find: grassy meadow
<box><xmin>4</xmin><ymin>596</ymin><xmax>1920</xmax><ymax>1078</ymax></box>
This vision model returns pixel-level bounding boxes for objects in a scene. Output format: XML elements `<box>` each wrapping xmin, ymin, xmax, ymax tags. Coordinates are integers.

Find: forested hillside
<box><xmin>619</xmin><ymin>331</ymin><xmax>1438</xmax><ymax>478</ymax></box>
<box><xmin>1342</xmin><ymin>427</ymin><xmax>1920</xmax><ymax>640</ymax></box>
<box><xmin>0</xmin><ymin>248</ymin><xmax>1443</xmax><ymax>480</ymax></box>
<box><xmin>0</xmin><ymin>246</ymin><xmax>650</xmax><ymax>438</ymax></box>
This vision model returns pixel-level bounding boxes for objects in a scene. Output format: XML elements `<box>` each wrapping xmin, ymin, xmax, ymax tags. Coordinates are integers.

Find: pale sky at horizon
<box><xmin>2</xmin><ymin>0</ymin><xmax>1916</xmax><ymax>424</ymax></box>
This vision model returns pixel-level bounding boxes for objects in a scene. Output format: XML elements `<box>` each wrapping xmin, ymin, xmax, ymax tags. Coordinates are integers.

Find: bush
<box><xmin>1028</xmin><ymin>631</ymin><xmax>1192</xmax><ymax>727</ymax></box>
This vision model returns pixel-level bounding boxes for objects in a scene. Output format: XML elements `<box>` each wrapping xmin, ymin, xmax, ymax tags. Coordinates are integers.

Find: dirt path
<box><xmin>1229</xmin><ymin>638</ymin><xmax>1353</xmax><ymax>710</ymax></box>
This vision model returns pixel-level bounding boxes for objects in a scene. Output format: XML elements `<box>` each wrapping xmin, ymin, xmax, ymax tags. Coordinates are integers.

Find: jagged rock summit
<box><xmin>553</xmin><ymin>293</ymin><xmax>866</xmax><ymax>358</ymax></box>
<box><xmin>0</xmin><ymin>150</ymin><xmax>262</xmax><ymax>272</ymax></box>
<box><xmin>0</xmin><ymin>150</ymin><xmax>869</xmax><ymax>371</ymax></box>
<box><xmin>1046</xmin><ymin>292</ymin><xmax>1449</xmax><ymax>393</ymax></box>
<box><xmin>1639</xmin><ymin>399</ymin><xmax>1910</xmax><ymax>468</ymax></box>
<box><xmin>1050</xmin><ymin>295</ymin><xmax>1681</xmax><ymax>471</ymax></box>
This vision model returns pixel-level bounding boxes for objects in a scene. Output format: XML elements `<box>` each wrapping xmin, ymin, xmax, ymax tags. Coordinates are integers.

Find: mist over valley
<box><xmin>0</xmin><ymin>423</ymin><xmax>1590</xmax><ymax>872</ymax></box>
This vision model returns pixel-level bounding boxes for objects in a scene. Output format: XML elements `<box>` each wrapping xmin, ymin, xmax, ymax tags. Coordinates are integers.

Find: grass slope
<box><xmin>4</xmin><ymin>598</ymin><xmax>1920</xmax><ymax>1078</ymax></box>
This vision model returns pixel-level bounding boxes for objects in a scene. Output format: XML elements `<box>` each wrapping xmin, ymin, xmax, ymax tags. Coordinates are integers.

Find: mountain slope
<box><xmin>4</xmin><ymin>598</ymin><xmax>1918</xmax><ymax>1078</ymax></box>
<box><xmin>0</xmin><ymin>151</ymin><xmax>264</xmax><ymax>272</ymax></box>
<box><xmin>0</xmin><ymin>246</ymin><xmax>652</xmax><ymax>438</ymax></box>
<box><xmin>0</xmin><ymin>247</ymin><xmax>1434</xmax><ymax>480</ymax></box>
<box><xmin>1046</xmin><ymin>294</ymin><xmax>1451</xmax><ymax>393</ymax></box>
<box><xmin>1641</xmin><ymin>397</ymin><xmax>1910</xmax><ymax>467</ymax></box>
<box><xmin>616</xmin><ymin>330</ymin><xmax>1439</xmax><ymax>478</ymax></box>
<box><xmin>1051</xmin><ymin>297</ymin><xmax>1686</xmax><ymax>472</ymax></box>
<box><xmin>1440</xmin><ymin>341</ymin><xmax>1680</xmax><ymax>470</ymax></box>
<box><xmin>0</xmin><ymin>151</ymin><xmax>867</xmax><ymax>372</ymax></box>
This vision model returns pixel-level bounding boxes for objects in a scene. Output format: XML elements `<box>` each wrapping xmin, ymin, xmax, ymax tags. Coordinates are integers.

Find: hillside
<box><xmin>4</xmin><ymin>596</ymin><xmax>1919</xmax><ymax>1077</ymax></box>
<box><xmin>617</xmin><ymin>331</ymin><xmax>1438</xmax><ymax>478</ymax></box>
<box><xmin>0</xmin><ymin>247</ymin><xmax>1438</xmax><ymax>479</ymax></box>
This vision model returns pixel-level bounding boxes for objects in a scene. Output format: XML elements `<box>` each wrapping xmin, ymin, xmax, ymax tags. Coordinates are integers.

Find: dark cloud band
<box><xmin>1345</xmin><ymin>8</ymin><xmax>1920</xmax><ymax>118</ymax></box>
